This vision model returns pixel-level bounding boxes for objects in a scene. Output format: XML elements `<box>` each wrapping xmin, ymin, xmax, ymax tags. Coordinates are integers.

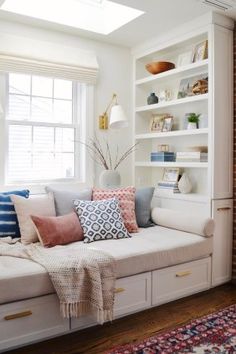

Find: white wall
<box><xmin>0</xmin><ymin>19</ymin><xmax>133</xmax><ymax>188</ymax></box>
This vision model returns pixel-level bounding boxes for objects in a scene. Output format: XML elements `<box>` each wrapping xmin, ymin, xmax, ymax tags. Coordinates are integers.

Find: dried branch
<box><xmin>114</xmin><ymin>143</ymin><xmax>138</xmax><ymax>170</ymax></box>
<box><xmin>75</xmin><ymin>138</ymin><xmax>138</xmax><ymax>170</ymax></box>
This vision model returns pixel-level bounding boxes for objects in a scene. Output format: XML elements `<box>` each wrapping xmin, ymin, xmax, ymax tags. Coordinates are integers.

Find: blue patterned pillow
<box><xmin>0</xmin><ymin>190</ymin><xmax>30</xmax><ymax>238</ymax></box>
<box><xmin>74</xmin><ymin>198</ymin><xmax>131</xmax><ymax>243</ymax></box>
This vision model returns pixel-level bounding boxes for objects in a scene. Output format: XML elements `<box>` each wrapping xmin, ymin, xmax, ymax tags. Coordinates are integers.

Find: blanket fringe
<box><xmin>60</xmin><ymin>302</ymin><xmax>113</xmax><ymax>324</ymax></box>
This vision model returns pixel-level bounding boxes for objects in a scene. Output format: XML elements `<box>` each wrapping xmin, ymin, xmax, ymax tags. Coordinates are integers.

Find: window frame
<box><xmin>0</xmin><ymin>73</ymin><xmax>94</xmax><ymax>192</ymax></box>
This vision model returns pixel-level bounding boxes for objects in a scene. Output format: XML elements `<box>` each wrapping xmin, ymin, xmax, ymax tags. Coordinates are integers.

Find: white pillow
<box><xmin>11</xmin><ymin>194</ymin><xmax>56</xmax><ymax>244</ymax></box>
<box><xmin>151</xmin><ymin>207</ymin><xmax>214</xmax><ymax>237</ymax></box>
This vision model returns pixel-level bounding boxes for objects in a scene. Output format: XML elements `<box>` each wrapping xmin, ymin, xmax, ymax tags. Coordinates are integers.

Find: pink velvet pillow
<box><xmin>30</xmin><ymin>212</ymin><xmax>84</xmax><ymax>247</ymax></box>
<box><xmin>92</xmin><ymin>187</ymin><xmax>138</xmax><ymax>233</ymax></box>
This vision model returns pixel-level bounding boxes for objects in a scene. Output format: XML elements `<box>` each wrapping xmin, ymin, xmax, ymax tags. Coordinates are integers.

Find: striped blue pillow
<box><xmin>0</xmin><ymin>190</ymin><xmax>29</xmax><ymax>238</ymax></box>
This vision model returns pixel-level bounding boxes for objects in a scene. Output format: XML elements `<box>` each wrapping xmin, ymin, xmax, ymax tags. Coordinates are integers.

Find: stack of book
<box><xmin>176</xmin><ymin>151</ymin><xmax>208</xmax><ymax>162</ymax></box>
<box><xmin>150</xmin><ymin>152</ymin><xmax>175</xmax><ymax>162</ymax></box>
<box><xmin>156</xmin><ymin>180</ymin><xmax>180</xmax><ymax>195</ymax></box>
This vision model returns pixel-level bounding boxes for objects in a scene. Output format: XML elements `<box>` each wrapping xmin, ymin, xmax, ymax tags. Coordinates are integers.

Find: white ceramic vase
<box><xmin>99</xmin><ymin>170</ymin><xmax>121</xmax><ymax>189</ymax></box>
<box><xmin>187</xmin><ymin>122</ymin><xmax>197</xmax><ymax>130</ymax></box>
<box><xmin>178</xmin><ymin>173</ymin><xmax>192</xmax><ymax>194</ymax></box>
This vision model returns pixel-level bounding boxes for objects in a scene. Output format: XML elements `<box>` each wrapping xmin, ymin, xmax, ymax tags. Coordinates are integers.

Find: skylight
<box><xmin>0</xmin><ymin>0</ymin><xmax>144</xmax><ymax>35</ymax></box>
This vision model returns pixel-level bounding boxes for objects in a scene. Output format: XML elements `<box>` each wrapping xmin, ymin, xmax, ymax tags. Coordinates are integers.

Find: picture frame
<box><xmin>192</xmin><ymin>40</ymin><xmax>208</xmax><ymax>63</ymax></box>
<box><xmin>162</xmin><ymin>117</ymin><xmax>173</xmax><ymax>132</ymax></box>
<box><xmin>177</xmin><ymin>51</ymin><xmax>192</xmax><ymax>67</ymax></box>
<box><xmin>150</xmin><ymin>114</ymin><xmax>165</xmax><ymax>132</ymax></box>
<box><xmin>162</xmin><ymin>167</ymin><xmax>180</xmax><ymax>183</ymax></box>
<box><xmin>178</xmin><ymin>73</ymin><xmax>208</xmax><ymax>99</ymax></box>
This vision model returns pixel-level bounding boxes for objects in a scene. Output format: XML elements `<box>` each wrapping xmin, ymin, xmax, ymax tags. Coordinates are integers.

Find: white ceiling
<box><xmin>0</xmin><ymin>0</ymin><xmax>235</xmax><ymax>48</ymax></box>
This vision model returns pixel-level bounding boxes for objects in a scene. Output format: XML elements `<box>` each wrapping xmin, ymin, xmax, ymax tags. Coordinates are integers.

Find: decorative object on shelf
<box><xmin>150</xmin><ymin>114</ymin><xmax>164</xmax><ymax>131</ymax></box>
<box><xmin>177</xmin><ymin>51</ymin><xmax>193</xmax><ymax>67</ymax></box>
<box><xmin>163</xmin><ymin>167</ymin><xmax>180</xmax><ymax>182</ymax></box>
<box><xmin>78</xmin><ymin>137</ymin><xmax>137</xmax><ymax>188</ymax></box>
<box><xmin>176</xmin><ymin>151</ymin><xmax>208</xmax><ymax>162</ymax></box>
<box><xmin>158</xmin><ymin>144</ymin><xmax>169</xmax><ymax>152</ymax></box>
<box><xmin>188</xmin><ymin>146</ymin><xmax>208</xmax><ymax>153</ymax></box>
<box><xmin>178</xmin><ymin>173</ymin><xmax>193</xmax><ymax>194</ymax></box>
<box><xmin>99</xmin><ymin>169</ymin><xmax>121</xmax><ymax>189</ymax></box>
<box><xmin>150</xmin><ymin>114</ymin><xmax>173</xmax><ymax>132</ymax></box>
<box><xmin>178</xmin><ymin>74</ymin><xmax>208</xmax><ymax>98</ymax></box>
<box><xmin>192</xmin><ymin>79</ymin><xmax>208</xmax><ymax>95</ymax></box>
<box><xmin>145</xmin><ymin>61</ymin><xmax>175</xmax><ymax>75</ymax></box>
<box><xmin>158</xmin><ymin>89</ymin><xmax>173</xmax><ymax>102</ymax></box>
<box><xmin>99</xmin><ymin>93</ymin><xmax>128</xmax><ymax>130</ymax></box>
<box><xmin>156</xmin><ymin>180</ymin><xmax>180</xmax><ymax>194</ymax></box>
<box><xmin>187</xmin><ymin>113</ymin><xmax>200</xmax><ymax>130</ymax></box>
<box><xmin>162</xmin><ymin>116</ymin><xmax>173</xmax><ymax>132</ymax></box>
<box><xmin>147</xmin><ymin>92</ymin><xmax>158</xmax><ymax>105</ymax></box>
<box><xmin>192</xmin><ymin>40</ymin><xmax>208</xmax><ymax>62</ymax></box>
<box><xmin>150</xmin><ymin>151</ymin><xmax>175</xmax><ymax>162</ymax></box>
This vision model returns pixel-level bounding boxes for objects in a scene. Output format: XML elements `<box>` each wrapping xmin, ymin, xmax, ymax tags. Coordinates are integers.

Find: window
<box><xmin>5</xmin><ymin>73</ymin><xmax>83</xmax><ymax>183</ymax></box>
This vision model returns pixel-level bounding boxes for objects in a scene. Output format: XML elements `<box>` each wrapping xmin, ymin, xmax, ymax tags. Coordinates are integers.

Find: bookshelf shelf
<box><xmin>135</xmin><ymin>59</ymin><xmax>208</xmax><ymax>87</ymax></box>
<box><xmin>135</xmin><ymin>161</ymin><xmax>208</xmax><ymax>168</ymax></box>
<box><xmin>135</xmin><ymin>94</ymin><xmax>208</xmax><ymax>113</ymax></box>
<box><xmin>135</xmin><ymin>128</ymin><xmax>208</xmax><ymax>140</ymax></box>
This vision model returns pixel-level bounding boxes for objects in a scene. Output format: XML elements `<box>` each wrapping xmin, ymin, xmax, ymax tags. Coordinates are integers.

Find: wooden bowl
<box><xmin>145</xmin><ymin>61</ymin><xmax>175</xmax><ymax>75</ymax></box>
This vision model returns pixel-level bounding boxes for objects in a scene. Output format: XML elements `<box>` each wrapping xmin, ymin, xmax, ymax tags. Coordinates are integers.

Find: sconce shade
<box><xmin>109</xmin><ymin>104</ymin><xmax>128</xmax><ymax>129</ymax></box>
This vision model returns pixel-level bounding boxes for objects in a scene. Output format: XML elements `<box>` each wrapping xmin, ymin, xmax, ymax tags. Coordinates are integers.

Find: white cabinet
<box><xmin>212</xmin><ymin>199</ymin><xmax>233</xmax><ymax>286</ymax></box>
<box><xmin>114</xmin><ymin>272</ymin><xmax>151</xmax><ymax>318</ymax></box>
<box><xmin>210</xmin><ymin>26</ymin><xmax>233</xmax><ymax>200</ymax></box>
<box><xmin>152</xmin><ymin>258</ymin><xmax>211</xmax><ymax>306</ymax></box>
<box><xmin>71</xmin><ymin>272</ymin><xmax>152</xmax><ymax>330</ymax></box>
<box><xmin>0</xmin><ymin>295</ymin><xmax>69</xmax><ymax>353</ymax></box>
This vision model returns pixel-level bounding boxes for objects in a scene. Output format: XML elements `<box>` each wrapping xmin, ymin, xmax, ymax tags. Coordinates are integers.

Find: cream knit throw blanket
<box><xmin>0</xmin><ymin>240</ymin><xmax>116</xmax><ymax>324</ymax></box>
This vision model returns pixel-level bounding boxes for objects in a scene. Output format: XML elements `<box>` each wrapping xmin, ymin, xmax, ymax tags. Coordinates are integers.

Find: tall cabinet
<box><xmin>132</xmin><ymin>13</ymin><xmax>234</xmax><ymax>286</ymax></box>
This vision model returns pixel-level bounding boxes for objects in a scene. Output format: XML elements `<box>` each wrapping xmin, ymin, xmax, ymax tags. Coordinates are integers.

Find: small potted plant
<box><xmin>187</xmin><ymin>113</ymin><xmax>200</xmax><ymax>130</ymax></box>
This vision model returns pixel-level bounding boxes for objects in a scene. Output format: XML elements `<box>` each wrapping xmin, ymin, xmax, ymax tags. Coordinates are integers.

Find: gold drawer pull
<box><xmin>114</xmin><ymin>287</ymin><xmax>125</xmax><ymax>294</ymax></box>
<box><xmin>217</xmin><ymin>207</ymin><xmax>231</xmax><ymax>211</ymax></box>
<box><xmin>176</xmin><ymin>271</ymin><xmax>191</xmax><ymax>277</ymax></box>
<box><xmin>4</xmin><ymin>310</ymin><xmax>32</xmax><ymax>321</ymax></box>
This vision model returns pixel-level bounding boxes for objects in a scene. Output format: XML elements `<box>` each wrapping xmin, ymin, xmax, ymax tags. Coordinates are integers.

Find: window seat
<box><xmin>0</xmin><ymin>225</ymin><xmax>213</xmax><ymax>305</ymax></box>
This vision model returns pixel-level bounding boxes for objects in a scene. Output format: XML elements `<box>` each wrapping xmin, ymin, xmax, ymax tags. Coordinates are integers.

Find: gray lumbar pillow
<box><xmin>135</xmin><ymin>187</ymin><xmax>155</xmax><ymax>228</ymax></box>
<box><xmin>45</xmin><ymin>187</ymin><xmax>92</xmax><ymax>216</ymax></box>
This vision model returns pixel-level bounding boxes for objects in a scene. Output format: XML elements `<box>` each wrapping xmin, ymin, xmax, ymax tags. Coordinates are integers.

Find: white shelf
<box><xmin>136</xmin><ymin>93</ymin><xmax>208</xmax><ymax>113</ymax></box>
<box><xmin>136</xmin><ymin>59</ymin><xmax>208</xmax><ymax>86</ymax></box>
<box><xmin>135</xmin><ymin>161</ymin><xmax>208</xmax><ymax>168</ymax></box>
<box><xmin>153</xmin><ymin>192</ymin><xmax>210</xmax><ymax>203</ymax></box>
<box><xmin>135</xmin><ymin>128</ymin><xmax>208</xmax><ymax>140</ymax></box>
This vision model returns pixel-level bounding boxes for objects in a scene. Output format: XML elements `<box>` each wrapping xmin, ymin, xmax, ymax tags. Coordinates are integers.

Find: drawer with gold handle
<box><xmin>114</xmin><ymin>287</ymin><xmax>125</xmax><ymax>294</ymax></box>
<box><xmin>4</xmin><ymin>310</ymin><xmax>32</xmax><ymax>321</ymax></box>
<box><xmin>217</xmin><ymin>207</ymin><xmax>231</xmax><ymax>212</ymax></box>
<box><xmin>175</xmin><ymin>271</ymin><xmax>192</xmax><ymax>278</ymax></box>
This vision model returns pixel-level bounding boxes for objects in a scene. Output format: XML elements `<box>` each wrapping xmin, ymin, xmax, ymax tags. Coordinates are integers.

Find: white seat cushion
<box><xmin>0</xmin><ymin>226</ymin><xmax>213</xmax><ymax>304</ymax></box>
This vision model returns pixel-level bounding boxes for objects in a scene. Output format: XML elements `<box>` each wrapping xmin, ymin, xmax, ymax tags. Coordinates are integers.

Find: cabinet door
<box><xmin>212</xmin><ymin>199</ymin><xmax>233</xmax><ymax>286</ymax></box>
<box><xmin>210</xmin><ymin>25</ymin><xmax>233</xmax><ymax>199</ymax></box>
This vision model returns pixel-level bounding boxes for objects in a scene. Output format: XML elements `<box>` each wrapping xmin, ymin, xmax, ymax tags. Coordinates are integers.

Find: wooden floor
<box><xmin>6</xmin><ymin>283</ymin><xmax>236</xmax><ymax>354</ymax></box>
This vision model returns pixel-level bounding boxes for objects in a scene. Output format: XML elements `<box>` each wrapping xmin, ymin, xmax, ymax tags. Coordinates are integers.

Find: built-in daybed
<box><xmin>0</xmin><ymin>221</ymin><xmax>213</xmax><ymax>353</ymax></box>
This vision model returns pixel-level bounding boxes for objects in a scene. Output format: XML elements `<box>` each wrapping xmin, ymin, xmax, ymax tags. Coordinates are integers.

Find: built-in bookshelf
<box><xmin>132</xmin><ymin>12</ymin><xmax>234</xmax><ymax>288</ymax></box>
<box><xmin>133</xmin><ymin>31</ymin><xmax>210</xmax><ymax>200</ymax></box>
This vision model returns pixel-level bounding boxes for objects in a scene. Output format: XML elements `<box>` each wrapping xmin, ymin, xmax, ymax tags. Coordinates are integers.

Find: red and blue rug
<box><xmin>107</xmin><ymin>304</ymin><xmax>236</xmax><ymax>354</ymax></box>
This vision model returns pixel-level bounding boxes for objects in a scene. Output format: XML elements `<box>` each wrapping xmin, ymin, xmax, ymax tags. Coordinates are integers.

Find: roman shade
<box><xmin>0</xmin><ymin>33</ymin><xmax>99</xmax><ymax>84</ymax></box>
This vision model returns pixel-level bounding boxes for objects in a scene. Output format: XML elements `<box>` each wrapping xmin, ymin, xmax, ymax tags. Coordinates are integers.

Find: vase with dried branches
<box><xmin>80</xmin><ymin>137</ymin><xmax>138</xmax><ymax>188</ymax></box>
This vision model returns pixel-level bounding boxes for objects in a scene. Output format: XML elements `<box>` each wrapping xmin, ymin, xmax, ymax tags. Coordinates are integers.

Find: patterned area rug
<box><xmin>107</xmin><ymin>304</ymin><xmax>236</xmax><ymax>354</ymax></box>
